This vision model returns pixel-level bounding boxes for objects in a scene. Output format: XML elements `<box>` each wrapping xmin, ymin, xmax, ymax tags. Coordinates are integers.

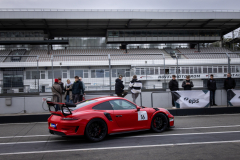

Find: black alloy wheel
<box><xmin>151</xmin><ymin>113</ymin><xmax>168</xmax><ymax>133</ymax></box>
<box><xmin>85</xmin><ymin>118</ymin><xmax>108</xmax><ymax>142</ymax></box>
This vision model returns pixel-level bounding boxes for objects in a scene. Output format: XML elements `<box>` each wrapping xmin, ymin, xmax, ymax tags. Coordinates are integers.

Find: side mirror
<box><xmin>137</xmin><ymin>106</ymin><xmax>141</xmax><ymax>111</ymax></box>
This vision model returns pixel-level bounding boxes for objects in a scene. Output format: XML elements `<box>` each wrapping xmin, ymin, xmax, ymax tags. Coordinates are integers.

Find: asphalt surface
<box><xmin>0</xmin><ymin>114</ymin><xmax>240</xmax><ymax>160</ymax></box>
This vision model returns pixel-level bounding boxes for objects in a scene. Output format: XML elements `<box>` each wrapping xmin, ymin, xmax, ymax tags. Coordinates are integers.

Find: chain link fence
<box><xmin>1</xmin><ymin>49</ymin><xmax>240</xmax><ymax>94</ymax></box>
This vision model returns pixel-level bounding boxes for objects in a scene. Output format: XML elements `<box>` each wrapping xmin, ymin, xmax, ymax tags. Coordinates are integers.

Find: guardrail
<box><xmin>0</xmin><ymin>9</ymin><xmax>240</xmax><ymax>12</ymax></box>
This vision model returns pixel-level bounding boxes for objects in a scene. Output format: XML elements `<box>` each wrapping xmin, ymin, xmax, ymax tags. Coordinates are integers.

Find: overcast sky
<box><xmin>0</xmin><ymin>0</ymin><xmax>239</xmax><ymax>37</ymax></box>
<box><xmin>0</xmin><ymin>0</ymin><xmax>240</xmax><ymax>10</ymax></box>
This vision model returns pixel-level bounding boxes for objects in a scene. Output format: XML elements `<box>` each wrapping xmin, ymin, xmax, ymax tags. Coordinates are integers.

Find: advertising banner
<box><xmin>227</xmin><ymin>90</ymin><xmax>240</xmax><ymax>106</ymax></box>
<box><xmin>172</xmin><ymin>90</ymin><xmax>210</xmax><ymax>109</ymax></box>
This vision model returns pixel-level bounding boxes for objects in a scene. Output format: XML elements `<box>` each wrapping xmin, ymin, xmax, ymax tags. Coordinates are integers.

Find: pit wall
<box><xmin>0</xmin><ymin>89</ymin><xmax>227</xmax><ymax>114</ymax></box>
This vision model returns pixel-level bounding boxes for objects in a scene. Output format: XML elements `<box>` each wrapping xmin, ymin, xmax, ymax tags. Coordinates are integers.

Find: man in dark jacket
<box><xmin>224</xmin><ymin>73</ymin><xmax>236</xmax><ymax>91</ymax></box>
<box><xmin>182</xmin><ymin>75</ymin><xmax>194</xmax><ymax>90</ymax></box>
<box><xmin>115</xmin><ymin>75</ymin><xmax>128</xmax><ymax>97</ymax></box>
<box><xmin>169</xmin><ymin>75</ymin><xmax>179</xmax><ymax>107</ymax></box>
<box><xmin>207</xmin><ymin>74</ymin><xmax>217</xmax><ymax>106</ymax></box>
<box><xmin>72</xmin><ymin>76</ymin><xmax>83</xmax><ymax>103</ymax></box>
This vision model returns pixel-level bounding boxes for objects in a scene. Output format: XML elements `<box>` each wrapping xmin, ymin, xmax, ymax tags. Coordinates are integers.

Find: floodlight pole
<box><xmin>108</xmin><ymin>54</ymin><xmax>112</xmax><ymax>96</ymax></box>
<box><xmin>37</xmin><ymin>55</ymin><xmax>39</xmax><ymax>92</ymax></box>
<box><xmin>175</xmin><ymin>53</ymin><xmax>178</xmax><ymax>81</ymax></box>
<box><xmin>226</xmin><ymin>53</ymin><xmax>231</xmax><ymax>74</ymax></box>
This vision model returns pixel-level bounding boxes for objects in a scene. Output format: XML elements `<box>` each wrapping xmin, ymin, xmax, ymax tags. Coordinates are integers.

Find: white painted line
<box><xmin>175</xmin><ymin>125</ymin><xmax>240</xmax><ymax>130</ymax></box>
<box><xmin>0</xmin><ymin>130</ymin><xmax>240</xmax><ymax>145</ymax></box>
<box><xmin>0</xmin><ymin>140</ymin><xmax>240</xmax><ymax>156</ymax></box>
<box><xmin>0</xmin><ymin>122</ymin><xmax>47</xmax><ymax>126</ymax></box>
<box><xmin>0</xmin><ymin>135</ymin><xmax>53</xmax><ymax>139</ymax></box>
<box><xmin>175</xmin><ymin>113</ymin><xmax>240</xmax><ymax>117</ymax></box>
<box><xmin>126</xmin><ymin>130</ymin><xmax>240</xmax><ymax>138</ymax></box>
<box><xmin>0</xmin><ymin>140</ymin><xmax>67</xmax><ymax>145</ymax></box>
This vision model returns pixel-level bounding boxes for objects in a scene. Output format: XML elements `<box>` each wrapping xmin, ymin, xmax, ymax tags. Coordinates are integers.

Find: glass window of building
<box><xmin>152</xmin><ymin>30</ymin><xmax>158</xmax><ymax>37</ymax></box>
<box><xmin>155</xmin><ymin>67</ymin><xmax>159</xmax><ymax>74</ymax></box>
<box><xmin>48</xmin><ymin>71</ymin><xmax>52</xmax><ymax>79</ymax></box>
<box><xmin>231</xmin><ymin>66</ymin><xmax>236</xmax><ymax>73</ymax></box>
<box><xmin>54</xmin><ymin>70</ymin><xmax>61</xmax><ymax>79</ymax></box>
<box><xmin>96</xmin><ymin>69</ymin><xmax>104</xmax><ymax>78</ymax></box>
<box><xmin>194</xmin><ymin>67</ymin><xmax>198</xmax><ymax>73</ymax></box>
<box><xmin>91</xmin><ymin>70</ymin><xmax>95</xmax><ymax>78</ymax></box>
<box><xmin>26</xmin><ymin>71</ymin><xmax>31</xmax><ymax>79</ymax></box>
<box><xmin>213</xmin><ymin>67</ymin><xmax>217</xmax><ymax>73</ymax></box>
<box><xmin>41</xmin><ymin>71</ymin><xmax>45</xmax><ymax>79</ymax></box>
<box><xmin>112</xmin><ymin>69</ymin><xmax>117</xmax><ymax>77</ymax></box>
<box><xmin>62</xmin><ymin>70</ymin><xmax>67</xmax><ymax>78</ymax></box>
<box><xmin>70</xmin><ymin>70</ymin><xmax>74</xmax><ymax>78</ymax></box>
<box><xmin>117</xmin><ymin>69</ymin><xmax>125</xmax><ymax>77</ymax></box>
<box><xmin>224</xmin><ymin>66</ymin><xmax>228</xmax><ymax>73</ymax></box>
<box><xmin>141</xmin><ymin>31</ymin><xmax>146</xmax><ymax>37</ymax></box>
<box><xmin>75</xmin><ymin>70</ymin><xmax>83</xmax><ymax>78</ymax></box>
<box><xmin>203</xmin><ymin>67</ymin><xmax>207</xmax><ymax>73</ymax></box>
<box><xmin>208</xmin><ymin>66</ymin><xmax>213</xmax><ymax>73</ymax></box>
<box><xmin>190</xmin><ymin>67</ymin><xmax>193</xmax><ymax>74</ymax></box>
<box><xmin>236</xmin><ymin>66</ymin><xmax>240</xmax><ymax>72</ymax></box>
<box><xmin>136</xmin><ymin>68</ymin><xmax>140</xmax><ymax>75</ymax></box>
<box><xmin>84</xmin><ymin>70</ymin><xmax>88</xmax><ymax>78</ymax></box>
<box><xmin>31</xmin><ymin>71</ymin><xmax>40</xmax><ymax>79</ymax></box>
<box><xmin>119</xmin><ymin>31</ymin><xmax>124</xmax><ymax>37</ymax></box>
<box><xmin>147</xmin><ymin>31</ymin><xmax>152</xmax><ymax>37</ymax></box>
<box><xmin>218</xmin><ymin>66</ymin><xmax>223</xmax><ymax>73</ymax></box>
<box><xmin>140</xmin><ymin>68</ymin><xmax>145</xmax><ymax>75</ymax></box>
<box><xmin>160</xmin><ymin>68</ymin><xmax>165</xmax><ymax>74</ymax></box>
<box><xmin>149</xmin><ymin>68</ymin><xmax>154</xmax><ymax>75</ymax></box>
<box><xmin>105</xmin><ymin>70</ymin><xmax>109</xmax><ymax>77</ymax></box>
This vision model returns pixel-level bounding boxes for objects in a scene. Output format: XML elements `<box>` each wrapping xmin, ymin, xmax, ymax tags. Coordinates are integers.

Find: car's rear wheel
<box><xmin>85</xmin><ymin>118</ymin><xmax>108</xmax><ymax>142</ymax></box>
<box><xmin>151</xmin><ymin>113</ymin><xmax>168</xmax><ymax>133</ymax></box>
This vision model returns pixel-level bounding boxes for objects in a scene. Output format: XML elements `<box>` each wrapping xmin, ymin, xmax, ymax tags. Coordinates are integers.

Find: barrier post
<box><xmin>226</xmin><ymin>53</ymin><xmax>231</xmax><ymax>74</ymax></box>
<box><xmin>175</xmin><ymin>53</ymin><xmax>178</xmax><ymax>81</ymax></box>
<box><xmin>140</xmin><ymin>93</ymin><xmax>142</xmax><ymax>106</ymax></box>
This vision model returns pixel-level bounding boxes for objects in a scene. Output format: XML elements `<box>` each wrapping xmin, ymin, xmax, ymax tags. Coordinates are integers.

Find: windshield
<box><xmin>71</xmin><ymin>100</ymin><xmax>98</xmax><ymax>111</ymax></box>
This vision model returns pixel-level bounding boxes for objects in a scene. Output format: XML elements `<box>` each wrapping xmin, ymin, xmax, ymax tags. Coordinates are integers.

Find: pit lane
<box><xmin>0</xmin><ymin>114</ymin><xmax>240</xmax><ymax>160</ymax></box>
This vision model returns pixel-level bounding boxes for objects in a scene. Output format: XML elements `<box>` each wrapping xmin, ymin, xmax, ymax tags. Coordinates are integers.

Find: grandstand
<box><xmin>0</xmin><ymin>9</ymin><xmax>240</xmax><ymax>93</ymax></box>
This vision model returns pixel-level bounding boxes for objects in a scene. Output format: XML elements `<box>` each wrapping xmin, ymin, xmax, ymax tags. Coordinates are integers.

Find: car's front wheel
<box><xmin>151</xmin><ymin>113</ymin><xmax>168</xmax><ymax>133</ymax></box>
<box><xmin>85</xmin><ymin>118</ymin><xmax>108</xmax><ymax>142</ymax></box>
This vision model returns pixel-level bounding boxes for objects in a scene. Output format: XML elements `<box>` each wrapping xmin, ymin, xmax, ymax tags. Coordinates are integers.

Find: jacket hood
<box><xmin>116</xmin><ymin>78</ymin><xmax>122</xmax><ymax>83</ymax></box>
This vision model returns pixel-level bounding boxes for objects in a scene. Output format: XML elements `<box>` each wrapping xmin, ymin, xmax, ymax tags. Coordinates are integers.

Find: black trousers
<box><xmin>210</xmin><ymin>90</ymin><xmax>216</xmax><ymax>105</ymax></box>
<box><xmin>79</xmin><ymin>95</ymin><xmax>83</xmax><ymax>102</ymax></box>
<box><xmin>171</xmin><ymin>92</ymin><xmax>176</xmax><ymax>107</ymax></box>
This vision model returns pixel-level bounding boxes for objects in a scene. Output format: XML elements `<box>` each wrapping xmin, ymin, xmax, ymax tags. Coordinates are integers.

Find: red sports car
<box><xmin>47</xmin><ymin>96</ymin><xmax>174</xmax><ymax>142</ymax></box>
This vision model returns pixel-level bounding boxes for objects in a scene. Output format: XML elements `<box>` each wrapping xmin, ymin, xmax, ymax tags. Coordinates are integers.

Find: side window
<box><xmin>92</xmin><ymin>101</ymin><xmax>113</xmax><ymax>110</ymax></box>
<box><xmin>109</xmin><ymin>100</ymin><xmax>136</xmax><ymax>110</ymax></box>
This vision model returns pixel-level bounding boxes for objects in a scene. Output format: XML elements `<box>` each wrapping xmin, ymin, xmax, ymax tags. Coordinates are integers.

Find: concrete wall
<box><xmin>0</xmin><ymin>89</ymin><xmax>229</xmax><ymax>114</ymax></box>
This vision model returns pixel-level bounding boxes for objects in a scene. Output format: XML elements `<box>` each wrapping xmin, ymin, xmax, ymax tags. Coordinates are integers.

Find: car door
<box><xmin>110</xmin><ymin>99</ymin><xmax>148</xmax><ymax>130</ymax></box>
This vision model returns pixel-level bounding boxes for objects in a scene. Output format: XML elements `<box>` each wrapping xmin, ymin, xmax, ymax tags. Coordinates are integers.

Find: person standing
<box><xmin>58</xmin><ymin>77</ymin><xmax>64</xmax><ymax>102</ymax></box>
<box><xmin>169</xmin><ymin>75</ymin><xmax>179</xmax><ymax>107</ymax></box>
<box><xmin>64</xmin><ymin>79</ymin><xmax>73</xmax><ymax>103</ymax></box>
<box><xmin>207</xmin><ymin>74</ymin><xmax>217</xmax><ymax>106</ymax></box>
<box><xmin>79</xmin><ymin>77</ymin><xmax>85</xmax><ymax>102</ymax></box>
<box><xmin>129</xmin><ymin>75</ymin><xmax>142</xmax><ymax>104</ymax></box>
<box><xmin>51</xmin><ymin>79</ymin><xmax>62</xmax><ymax>111</ymax></box>
<box><xmin>72</xmin><ymin>76</ymin><xmax>83</xmax><ymax>103</ymax></box>
<box><xmin>224</xmin><ymin>73</ymin><xmax>236</xmax><ymax>91</ymax></box>
<box><xmin>182</xmin><ymin>75</ymin><xmax>194</xmax><ymax>90</ymax></box>
<box><xmin>115</xmin><ymin>75</ymin><xmax>128</xmax><ymax>97</ymax></box>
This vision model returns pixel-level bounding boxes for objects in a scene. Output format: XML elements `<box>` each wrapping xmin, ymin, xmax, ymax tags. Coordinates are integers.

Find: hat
<box><xmin>54</xmin><ymin>79</ymin><xmax>58</xmax><ymax>83</ymax></box>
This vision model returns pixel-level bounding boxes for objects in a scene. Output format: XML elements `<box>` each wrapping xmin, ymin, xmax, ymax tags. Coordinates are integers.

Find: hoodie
<box><xmin>115</xmin><ymin>78</ymin><xmax>124</xmax><ymax>94</ymax></box>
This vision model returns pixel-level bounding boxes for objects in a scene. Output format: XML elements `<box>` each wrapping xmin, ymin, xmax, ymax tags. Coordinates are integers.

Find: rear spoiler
<box><xmin>46</xmin><ymin>101</ymin><xmax>76</xmax><ymax>116</ymax></box>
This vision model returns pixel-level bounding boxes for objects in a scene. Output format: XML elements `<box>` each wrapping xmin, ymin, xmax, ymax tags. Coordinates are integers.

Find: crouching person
<box><xmin>129</xmin><ymin>75</ymin><xmax>142</xmax><ymax>104</ymax></box>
